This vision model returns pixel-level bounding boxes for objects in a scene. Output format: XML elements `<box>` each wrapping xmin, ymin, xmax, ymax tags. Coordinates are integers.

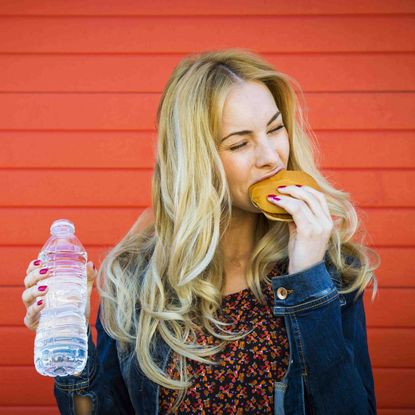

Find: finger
<box><xmin>24</xmin><ymin>266</ymin><xmax>50</xmax><ymax>289</ymax></box>
<box><xmin>267</xmin><ymin>194</ymin><xmax>316</xmax><ymax>230</ymax></box>
<box><xmin>25</xmin><ymin>258</ymin><xmax>45</xmax><ymax>279</ymax></box>
<box><xmin>276</xmin><ymin>185</ymin><xmax>331</xmax><ymax>222</ymax></box>
<box><xmin>22</xmin><ymin>282</ymin><xmax>49</xmax><ymax>308</ymax></box>
<box><xmin>23</xmin><ymin>298</ymin><xmax>46</xmax><ymax>331</ymax></box>
<box><xmin>299</xmin><ymin>185</ymin><xmax>332</xmax><ymax>220</ymax></box>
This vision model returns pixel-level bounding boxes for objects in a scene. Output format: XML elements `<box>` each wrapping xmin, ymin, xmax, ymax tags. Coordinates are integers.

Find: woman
<box><xmin>22</xmin><ymin>48</ymin><xmax>380</xmax><ymax>414</ymax></box>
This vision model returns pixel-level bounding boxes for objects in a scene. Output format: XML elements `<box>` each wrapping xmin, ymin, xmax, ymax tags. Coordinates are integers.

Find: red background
<box><xmin>1</xmin><ymin>1</ymin><xmax>414</xmax><ymax>413</ymax></box>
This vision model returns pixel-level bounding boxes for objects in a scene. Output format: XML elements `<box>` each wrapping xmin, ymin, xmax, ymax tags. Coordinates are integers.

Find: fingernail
<box><xmin>296</xmin><ymin>184</ymin><xmax>302</xmax><ymax>187</ymax></box>
<box><xmin>39</xmin><ymin>268</ymin><xmax>48</xmax><ymax>275</ymax></box>
<box><xmin>267</xmin><ymin>194</ymin><xmax>277</xmax><ymax>198</ymax></box>
<box><xmin>38</xmin><ymin>285</ymin><xmax>47</xmax><ymax>292</ymax></box>
<box><xmin>37</xmin><ymin>300</ymin><xmax>43</xmax><ymax>306</ymax></box>
<box><xmin>34</xmin><ymin>260</ymin><xmax>41</xmax><ymax>266</ymax></box>
<box><xmin>93</xmin><ymin>263</ymin><xmax>96</xmax><ymax>270</ymax></box>
<box><xmin>269</xmin><ymin>196</ymin><xmax>281</xmax><ymax>201</ymax></box>
<box><xmin>277</xmin><ymin>185</ymin><xmax>286</xmax><ymax>189</ymax></box>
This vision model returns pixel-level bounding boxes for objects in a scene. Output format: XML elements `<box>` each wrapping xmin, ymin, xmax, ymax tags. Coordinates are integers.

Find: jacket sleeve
<box><xmin>341</xmin><ymin>285</ymin><xmax>377</xmax><ymax>413</ymax></box>
<box><xmin>53</xmin><ymin>304</ymin><xmax>135</xmax><ymax>415</ymax></box>
<box><xmin>273</xmin><ymin>255</ymin><xmax>377</xmax><ymax>415</ymax></box>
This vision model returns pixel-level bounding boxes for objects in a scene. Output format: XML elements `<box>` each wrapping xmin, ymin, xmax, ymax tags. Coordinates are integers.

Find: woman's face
<box><xmin>218</xmin><ymin>80</ymin><xmax>290</xmax><ymax>213</ymax></box>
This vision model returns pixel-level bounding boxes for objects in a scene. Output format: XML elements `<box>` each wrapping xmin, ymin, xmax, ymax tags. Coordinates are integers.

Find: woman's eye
<box><xmin>229</xmin><ymin>125</ymin><xmax>285</xmax><ymax>151</ymax></box>
<box><xmin>230</xmin><ymin>143</ymin><xmax>247</xmax><ymax>151</ymax></box>
<box><xmin>269</xmin><ymin>125</ymin><xmax>285</xmax><ymax>134</ymax></box>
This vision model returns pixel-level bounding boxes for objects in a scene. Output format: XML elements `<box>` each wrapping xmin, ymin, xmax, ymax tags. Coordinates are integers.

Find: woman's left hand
<box><xmin>267</xmin><ymin>184</ymin><xmax>334</xmax><ymax>275</ymax></box>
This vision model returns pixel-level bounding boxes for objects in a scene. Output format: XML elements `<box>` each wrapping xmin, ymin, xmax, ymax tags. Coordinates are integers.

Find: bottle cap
<box><xmin>50</xmin><ymin>219</ymin><xmax>75</xmax><ymax>235</ymax></box>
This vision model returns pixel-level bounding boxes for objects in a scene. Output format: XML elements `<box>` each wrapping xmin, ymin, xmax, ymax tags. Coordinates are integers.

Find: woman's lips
<box><xmin>253</xmin><ymin>166</ymin><xmax>284</xmax><ymax>185</ymax></box>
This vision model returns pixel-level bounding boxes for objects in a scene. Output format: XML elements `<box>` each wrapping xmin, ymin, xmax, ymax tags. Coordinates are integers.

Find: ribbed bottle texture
<box><xmin>34</xmin><ymin>219</ymin><xmax>88</xmax><ymax>377</ymax></box>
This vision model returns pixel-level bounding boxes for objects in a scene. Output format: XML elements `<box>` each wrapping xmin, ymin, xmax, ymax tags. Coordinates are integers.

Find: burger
<box><xmin>248</xmin><ymin>169</ymin><xmax>321</xmax><ymax>221</ymax></box>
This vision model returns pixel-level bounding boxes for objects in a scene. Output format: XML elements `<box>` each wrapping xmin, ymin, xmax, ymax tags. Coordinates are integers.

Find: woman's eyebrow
<box><xmin>221</xmin><ymin>111</ymin><xmax>281</xmax><ymax>142</ymax></box>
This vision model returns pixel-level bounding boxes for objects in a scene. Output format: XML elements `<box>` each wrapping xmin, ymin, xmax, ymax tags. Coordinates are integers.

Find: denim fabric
<box><xmin>54</xmin><ymin>253</ymin><xmax>376</xmax><ymax>414</ymax></box>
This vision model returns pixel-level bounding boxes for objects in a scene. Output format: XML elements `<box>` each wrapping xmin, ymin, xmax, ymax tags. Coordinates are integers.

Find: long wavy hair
<box><xmin>96</xmin><ymin>48</ymin><xmax>380</xmax><ymax>411</ymax></box>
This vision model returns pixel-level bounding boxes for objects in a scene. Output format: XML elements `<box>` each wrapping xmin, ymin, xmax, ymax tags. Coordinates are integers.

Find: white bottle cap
<box><xmin>50</xmin><ymin>219</ymin><xmax>75</xmax><ymax>235</ymax></box>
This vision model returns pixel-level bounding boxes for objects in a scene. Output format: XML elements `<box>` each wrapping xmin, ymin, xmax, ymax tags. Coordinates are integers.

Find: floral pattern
<box><xmin>159</xmin><ymin>266</ymin><xmax>290</xmax><ymax>414</ymax></box>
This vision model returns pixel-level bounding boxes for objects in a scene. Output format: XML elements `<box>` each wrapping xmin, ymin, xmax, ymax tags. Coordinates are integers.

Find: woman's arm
<box><xmin>55</xmin><ymin>208</ymin><xmax>155</xmax><ymax>414</ymax></box>
<box><xmin>340</xmin><ymin>287</ymin><xmax>377</xmax><ymax>412</ymax></box>
<box><xmin>273</xmin><ymin>255</ymin><xmax>376</xmax><ymax>414</ymax></box>
<box><xmin>53</xmin><ymin>305</ymin><xmax>135</xmax><ymax>415</ymax></box>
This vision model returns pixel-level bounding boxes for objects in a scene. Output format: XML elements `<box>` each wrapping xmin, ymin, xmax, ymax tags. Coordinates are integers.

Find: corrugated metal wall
<box><xmin>1</xmin><ymin>1</ymin><xmax>414</xmax><ymax>413</ymax></box>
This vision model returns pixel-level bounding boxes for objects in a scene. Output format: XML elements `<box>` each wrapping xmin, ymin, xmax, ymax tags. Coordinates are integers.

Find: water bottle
<box><xmin>34</xmin><ymin>218</ymin><xmax>88</xmax><ymax>377</ymax></box>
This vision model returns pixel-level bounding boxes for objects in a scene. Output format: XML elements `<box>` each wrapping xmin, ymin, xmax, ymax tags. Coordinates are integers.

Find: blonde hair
<box><xmin>96</xmin><ymin>48</ymin><xmax>380</xmax><ymax>411</ymax></box>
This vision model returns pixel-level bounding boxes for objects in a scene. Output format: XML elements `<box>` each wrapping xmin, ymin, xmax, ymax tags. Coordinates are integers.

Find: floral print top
<box><xmin>159</xmin><ymin>265</ymin><xmax>290</xmax><ymax>414</ymax></box>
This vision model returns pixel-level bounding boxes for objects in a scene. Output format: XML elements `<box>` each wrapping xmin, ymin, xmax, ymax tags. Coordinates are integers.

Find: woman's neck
<box><xmin>220</xmin><ymin>209</ymin><xmax>259</xmax><ymax>294</ymax></box>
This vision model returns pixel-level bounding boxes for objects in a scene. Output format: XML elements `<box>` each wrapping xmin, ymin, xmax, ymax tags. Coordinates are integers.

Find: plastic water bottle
<box><xmin>34</xmin><ymin>218</ymin><xmax>88</xmax><ymax>377</ymax></box>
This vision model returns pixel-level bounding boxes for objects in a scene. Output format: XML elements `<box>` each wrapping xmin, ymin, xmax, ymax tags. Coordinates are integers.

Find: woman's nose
<box><xmin>255</xmin><ymin>137</ymin><xmax>280</xmax><ymax>165</ymax></box>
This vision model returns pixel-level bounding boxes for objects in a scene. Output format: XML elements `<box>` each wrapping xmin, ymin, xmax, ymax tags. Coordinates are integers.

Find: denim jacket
<box><xmin>54</xmin><ymin>253</ymin><xmax>377</xmax><ymax>415</ymax></box>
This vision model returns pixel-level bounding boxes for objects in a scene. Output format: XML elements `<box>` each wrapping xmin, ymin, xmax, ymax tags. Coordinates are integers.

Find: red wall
<box><xmin>1</xmin><ymin>1</ymin><xmax>414</xmax><ymax>413</ymax></box>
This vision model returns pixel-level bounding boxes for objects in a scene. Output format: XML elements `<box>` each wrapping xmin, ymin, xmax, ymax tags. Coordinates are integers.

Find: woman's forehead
<box><xmin>222</xmin><ymin>81</ymin><xmax>278</xmax><ymax>124</ymax></box>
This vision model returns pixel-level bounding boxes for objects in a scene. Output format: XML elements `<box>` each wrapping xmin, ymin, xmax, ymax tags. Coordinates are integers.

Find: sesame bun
<box><xmin>248</xmin><ymin>169</ymin><xmax>321</xmax><ymax>221</ymax></box>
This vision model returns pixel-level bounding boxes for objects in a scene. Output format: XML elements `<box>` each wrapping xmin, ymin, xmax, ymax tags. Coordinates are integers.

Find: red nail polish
<box><xmin>296</xmin><ymin>184</ymin><xmax>302</xmax><ymax>187</ymax></box>
<box><xmin>272</xmin><ymin>196</ymin><xmax>281</xmax><ymax>201</ymax></box>
<box><xmin>34</xmin><ymin>260</ymin><xmax>41</xmax><ymax>266</ymax></box>
<box><xmin>37</xmin><ymin>300</ymin><xmax>43</xmax><ymax>306</ymax></box>
<box><xmin>277</xmin><ymin>185</ymin><xmax>286</xmax><ymax>189</ymax></box>
<box><xmin>38</xmin><ymin>285</ymin><xmax>47</xmax><ymax>292</ymax></box>
<box><xmin>39</xmin><ymin>268</ymin><xmax>48</xmax><ymax>275</ymax></box>
<box><xmin>267</xmin><ymin>194</ymin><xmax>277</xmax><ymax>198</ymax></box>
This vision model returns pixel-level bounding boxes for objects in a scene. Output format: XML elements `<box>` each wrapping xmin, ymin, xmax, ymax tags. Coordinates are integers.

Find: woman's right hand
<box><xmin>22</xmin><ymin>258</ymin><xmax>98</xmax><ymax>331</ymax></box>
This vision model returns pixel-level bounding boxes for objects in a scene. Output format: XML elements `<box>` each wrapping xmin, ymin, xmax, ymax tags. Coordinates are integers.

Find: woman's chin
<box><xmin>230</xmin><ymin>202</ymin><xmax>262</xmax><ymax>215</ymax></box>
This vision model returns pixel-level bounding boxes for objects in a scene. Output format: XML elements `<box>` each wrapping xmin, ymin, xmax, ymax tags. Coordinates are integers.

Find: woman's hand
<box><xmin>267</xmin><ymin>184</ymin><xmax>334</xmax><ymax>274</ymax></box>
<box><xmin>22</xmin><ymin>258</ymin><xmax>98</xmax><ymax>331</ymax></box>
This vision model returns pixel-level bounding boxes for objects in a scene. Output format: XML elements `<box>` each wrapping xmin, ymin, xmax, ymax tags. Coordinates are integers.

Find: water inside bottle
<box><xmin>34</xmin><ymin>219</ymin><xmax>88</xmax><ymax>377</ymax></box>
